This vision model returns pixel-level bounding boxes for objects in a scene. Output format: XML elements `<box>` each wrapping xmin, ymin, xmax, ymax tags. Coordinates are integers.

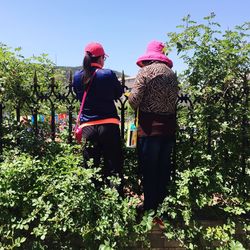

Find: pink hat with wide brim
<box><xmin>136</xmin><ymin>40</ymin><xmax>173</xmax><ymax>68</ymax></box>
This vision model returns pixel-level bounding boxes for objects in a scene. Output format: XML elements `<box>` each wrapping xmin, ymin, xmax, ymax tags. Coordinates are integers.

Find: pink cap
<box><xmin>136</xmin><ymin>40</ymin><xmax>173</xmax><ymax>68</ymax></box>
<box><xmin>84</xmin><ymin>42</ymin><xmax>108</xmax><ymax>57</ymax></box>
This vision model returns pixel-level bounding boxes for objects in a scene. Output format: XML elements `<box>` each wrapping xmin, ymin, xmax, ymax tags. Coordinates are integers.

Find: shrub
<box><xmin>157</xmin><ymin>13</ymin><xmax>250</xmax><ymax>249</ymax></box>
<box><xmin>0</xmin><ymin>146</ymin><xmax>151</xmax><ymax>250</ymax></box>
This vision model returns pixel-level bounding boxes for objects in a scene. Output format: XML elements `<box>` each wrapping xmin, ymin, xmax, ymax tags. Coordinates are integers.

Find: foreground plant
<box><xmin>0</xmin><ymin>145</ymin><xmax>152</xmax><ymax>250</ymax></box>
<box><xmin>158</xmin><ymin>13</ymin><xmax>250</xmax><ymax>249</ymax></box>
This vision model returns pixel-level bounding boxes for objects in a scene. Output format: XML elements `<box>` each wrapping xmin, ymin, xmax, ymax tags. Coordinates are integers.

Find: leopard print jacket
<box><xmin>128</xmin><ymin>62</ymin><xmax>179</xmax><ymax>114</ymax></box>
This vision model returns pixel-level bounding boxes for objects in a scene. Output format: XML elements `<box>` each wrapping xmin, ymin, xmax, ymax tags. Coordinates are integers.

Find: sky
<box><xmin>1</xmin><ymin>0</ymin><xmax>249</xmax><ymax>76</ymax></box>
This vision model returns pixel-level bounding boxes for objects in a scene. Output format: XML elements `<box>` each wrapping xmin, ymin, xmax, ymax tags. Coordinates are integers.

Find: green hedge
<box><xmin>0</xmin><ymin>145</ymin><xmax>152</xmax><ymax>250</ymax></box>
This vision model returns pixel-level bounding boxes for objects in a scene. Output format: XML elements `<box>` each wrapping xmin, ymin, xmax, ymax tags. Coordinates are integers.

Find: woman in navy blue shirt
<box><xmin>73</xmin><ymin>42</ymin><xmax>124</xmax><ymax>195</ymax></box>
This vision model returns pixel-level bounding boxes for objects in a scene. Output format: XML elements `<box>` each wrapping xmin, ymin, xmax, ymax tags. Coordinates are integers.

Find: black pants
<box><xmin>82</xmin><ymin>124</ymin><xmax>123</xmax><ymax>193</ymax></box>
<box><xmin>138</xmin><ymin>136</ymin><xmax>174</xmax><ymax>211</ymax></box>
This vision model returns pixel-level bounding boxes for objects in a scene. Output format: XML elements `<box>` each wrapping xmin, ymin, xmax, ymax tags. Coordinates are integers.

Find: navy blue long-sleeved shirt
<box><xmin>73</xmin><ymin>67</ymin><xmax>124</xmax><ymax>123</ymax></box>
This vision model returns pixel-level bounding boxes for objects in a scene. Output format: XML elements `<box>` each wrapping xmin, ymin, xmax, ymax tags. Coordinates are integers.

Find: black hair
<box><xmin>82</xmin><ymin>52</ymin><xmax>100</xmax><ymax>84</ymax></box>
<box><xmin>141</xmin><ymin>60</ymin><xmax>155</xmax><ymax>66</ymax></box>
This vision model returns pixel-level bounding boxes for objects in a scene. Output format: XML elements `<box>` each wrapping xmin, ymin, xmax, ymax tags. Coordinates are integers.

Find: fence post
<box><xmin>67</xmin><ymin>71</ymin><xmax>74</xmax><ymax>144</ymax></box>
<box><xmin>241</xmin><ymin>74</ymin><xmax>249</xmax><ymax>183</ymax></box>
<box><xmin>51</xmin><ymin>104</ymin><xmax>56</xmax><ymax>141</ymax></box>
<box><xmin>0</xmin><ymin>103</ymin><xmax>3</xmax><ymax>161</ymax></box>
<box><xmin>68</xmin><ymin>107</ymin><xmax>73</xmax><ymax>143</ymax></box>
<box><xmin>33</xmin><ymin>111</ymin><xmax>38</xmax><ymax>136</ymax></box>
<box><xmin>120</xmin><ymin>71</ymin><xmax>126</xmax><ymax>140</ymax></box>
<box><xmin>16</xmin><ymin>105</ymin><xmax>21</xmax><ymax>123</ymax></box>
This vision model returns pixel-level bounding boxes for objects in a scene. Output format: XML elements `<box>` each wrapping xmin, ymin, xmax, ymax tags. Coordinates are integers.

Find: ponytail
<box><xmin>83</xmin><ymin>52</ymin><xmax>92</xmax><ymax>84</ymax></box>
<box><xmin>83</xmin><ymin>52</ymin><xmax>100</xmax><ymax>84</ymax></box>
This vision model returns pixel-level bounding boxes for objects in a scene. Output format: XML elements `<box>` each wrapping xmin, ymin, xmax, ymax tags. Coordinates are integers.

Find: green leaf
<box><xmin>229</xmin><ymin>241</ymin><xmax>245</xmax><ymax>250</ymax></box>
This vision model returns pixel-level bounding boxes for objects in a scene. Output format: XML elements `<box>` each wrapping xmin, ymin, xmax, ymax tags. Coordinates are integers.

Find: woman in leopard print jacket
<box><xmin>128</xmin><ymin>40</ymin><xmax>179</xmax><ymax>212</ymax></box>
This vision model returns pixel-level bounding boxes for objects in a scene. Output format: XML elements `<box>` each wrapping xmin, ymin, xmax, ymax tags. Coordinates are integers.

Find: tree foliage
<box><xmin>158</xmin><ymin>13</ymin><xmax>250</xmax><ymax>249</ymax></box>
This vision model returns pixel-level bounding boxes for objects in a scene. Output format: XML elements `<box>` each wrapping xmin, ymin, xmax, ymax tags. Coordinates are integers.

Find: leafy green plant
<box><xmin>0</xmin><ymin>145</ymin><xmax>152</xmax><ymax>250</ymax></box>
<box><xmin>157</xmin><ymin>13</ymin><xmax>250</xmax><ymax>249</ymax></box>
<box><xmin>1</xmin><ymin>13</ymin><xmax>249</xmax><ymax>249</ymax></box>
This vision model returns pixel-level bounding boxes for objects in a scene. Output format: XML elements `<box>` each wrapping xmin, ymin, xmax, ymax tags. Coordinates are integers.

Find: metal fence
<box><xmin>0</xmin><ymin>70</ymin><xmax>189</xmax><ymax>147</ymax></box>
<box><xmin>0</xmin><ymin>70</ymin><xmax>248</xmax><ymax>180</ymax></box>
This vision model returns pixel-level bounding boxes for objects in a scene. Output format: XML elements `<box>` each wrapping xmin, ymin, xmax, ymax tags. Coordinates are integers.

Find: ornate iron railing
<box><xmin>0</xmin><ymin>70</ymin><xmax>186</xmax><ymax>156</ymax></box>
<box><xmin>0</xmin><ymin>70</ymin><xmax>248</xmax><ymax>184</ymax></box>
